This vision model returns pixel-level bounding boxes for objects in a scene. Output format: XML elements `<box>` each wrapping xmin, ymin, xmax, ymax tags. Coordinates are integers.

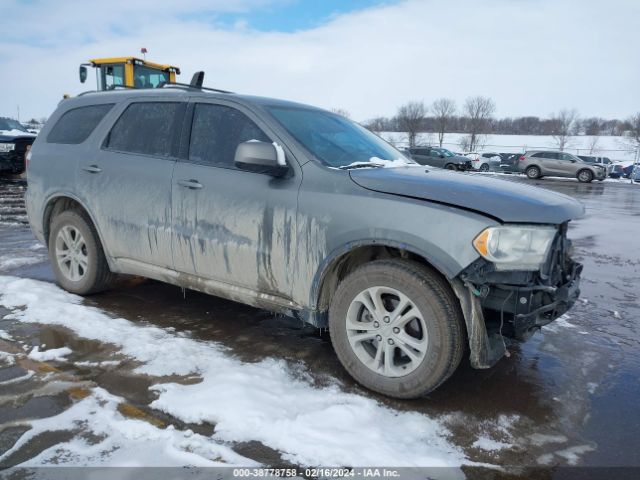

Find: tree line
<box><xmin>356</xmin><ymin>98</ymin><xmax>640</xmax><ymax>151</ymax></box>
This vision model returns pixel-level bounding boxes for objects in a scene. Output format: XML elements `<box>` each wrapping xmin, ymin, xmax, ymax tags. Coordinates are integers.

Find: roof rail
<box><xmin>159</xmin><ymin>71</ymin><xmax>233</xmax><ymax>94</ymax></box>
<box><xmin>77</xmin><ymin>85</ymin><xmax>137</xmax><ymax>96</ymax></box>
<box><xmin>161</xmin><ymin>83</ymin><xmax>233</xmax><ymax>94</ymax></box>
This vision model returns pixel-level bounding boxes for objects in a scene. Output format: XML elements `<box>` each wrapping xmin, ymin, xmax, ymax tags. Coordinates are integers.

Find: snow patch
<box><xmin>0</xmin><ymin>350</ymin><xmax>17</xmax><ymax>366</ymax></box>
<box><xmin>0</xmin><ymin>387</ymin><xmax>256</xmax><ymax>467</ymax></box>
<box><xmin>555</xmin><ymin>445</ymin><xmax>595</xmax><ymax>465</ymax></box>
<box><xmin>472</xmin><ymin>436</ymin><xmax>511</xmax><ymax>451</ymax></box>
<box><xmin>0</xmin><ymin>275</ymin><xmax>468</xmax><ymax>468</ymax></box>
<box><xmin>0</xmin><ymin>254</ymin><xmax>46</xmax><ymax>271</ymax></box>
<box><xmin>28</xmin><ymin>346</ymin><xmax>72</xmax><ymax>362</ymax></box>
<box><xmin>0</xmin><ymin>329</ymin><xmax>13</xmax><ymax>340</ymax></box>
<box><xmin>527</xmin><ymin>433</ymin><xmax>568</xmax><ymax>447</ymax></box>
<box><xmin>542</xmin><ymin>315</ymin><xmax>577</xmax><ymax>333</ymax></box>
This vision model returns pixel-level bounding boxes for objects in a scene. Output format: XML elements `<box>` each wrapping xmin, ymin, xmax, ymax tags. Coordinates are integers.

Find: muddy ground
<box><xmin>0</xmin><ymin>175</ymin><xmax>639</xmax><ymax>477</ymax></box>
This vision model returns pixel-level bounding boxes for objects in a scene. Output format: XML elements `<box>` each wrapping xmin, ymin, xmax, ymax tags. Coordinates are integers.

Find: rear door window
<box><xmin>105</xmin><ymin>102</ymin><xmax>182</xmax><ymax>157</ymax></box>
<box><xmin>188</xmin><ymin>103</ymin><xmax>270</xmax><ymax>169</ymax></box>
<box><xmin>47</xmin><ymin>104</ymin><xmax>114</xmax><ymax>144</ymax></box>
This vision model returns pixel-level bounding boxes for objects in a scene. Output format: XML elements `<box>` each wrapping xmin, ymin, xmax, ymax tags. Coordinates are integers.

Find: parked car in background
<box><xmin>405</xmin><ymin>146</ymin><xmax>471</xmax><ymax>171</ymax></box>
<box><xmin>519</xmin><ymin>150</ymin><xmax>607</xmax><ymax>183</ymax></box>
<box><xmin>499</xmin><ymin>153</ymin><xmax>521</xmax><ymax>173</ymax></box>
<box><xmin>578</xmin><ymin>156</ymin><xmax>613</xmax><ymax>175</ymax></box>
<box><xmin>622</xmin><ymin>163</ymin><xmax>637</xmax><ymax>178</ymax></box>
<box><xmin>467</xmin><ymin>152</ymin><xmax>502</xmax><ymax>172</ymax></box>
<box><xmin>0</xmin><ymin>117</ymin><xmax>37</xmax><ymax>174</ymax></box>
<box><xmin>609</xmin><ymin>164</ymin><xmax>625</xmax><ymax>179</ymax></box>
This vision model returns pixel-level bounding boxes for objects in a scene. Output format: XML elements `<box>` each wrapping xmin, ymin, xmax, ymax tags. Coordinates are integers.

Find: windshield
<box><xmin>268</xmin><ymin>106</ymin><xmax>409</xmax><ymax>168</ymax></box>
<box><xmin>0</xmin><ymin>118</ymin><xmax>28</xmax><ymax>132</ymax></box>
<box><xmin>434</xmin><ymin>148</ymin><xmax>454</xmax><ymax>157</ymax></box>
<box><xmin>134</xmin><ymin>65</ymin><xmax>170</xmax><ymax>88</ymax></box>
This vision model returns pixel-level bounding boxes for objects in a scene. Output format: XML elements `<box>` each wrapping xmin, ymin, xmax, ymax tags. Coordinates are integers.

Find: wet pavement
<box><xmin>0</xmin><ymin>175</ymin><xmax>639</xmax><ymax>475</ymax></box>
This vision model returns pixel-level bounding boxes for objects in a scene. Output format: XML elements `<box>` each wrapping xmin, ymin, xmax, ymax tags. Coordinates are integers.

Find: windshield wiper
<box><xmin>338</xmin><ymin>163</ymin><xmax>385</xmax><ymax>170</ymax></box>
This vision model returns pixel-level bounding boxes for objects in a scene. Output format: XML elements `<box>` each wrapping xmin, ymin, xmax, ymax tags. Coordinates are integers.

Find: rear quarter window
<box><xmin>47</xmin><ymin>104</ymin><xmax>114</xmax><ymax>144</ymax></box>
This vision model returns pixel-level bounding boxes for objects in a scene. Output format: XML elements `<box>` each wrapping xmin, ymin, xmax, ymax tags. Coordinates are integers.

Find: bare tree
<box><xmin>331</xmin><ymin>108</ymin><xmax>351</xmax><ymax>119</ymax></box>
<box><xmin>396</xmin><ymin>101</ymin><xmax>426</xmax><ymax>148</ymax></box>
<box><xmin>625</xmin><ymin>112</ymin><xmax>640</xmax><ymax>147</ymax></box>
<box><xmin>364</xmin><ymin>117</ymin><xmax>388</xmax><ymax>134</ymax></box>
<box><xmin>462</xmin><ymin>96</ymin><xmax>495</xmax><ymax>152</ymax></box>
<box><xmin>551</xmin><ymin>109</ymin><xmax>578</xmax><ymax>151</ymax></box>
<box><xmin>587</xmin><ymin>135</ymin><xmax>600</xmax><ymax>154</ymax></box>
<box><xmin>432</xmin><ymin>98</ymin><xmax>456</xmax><ymax>147</ymax></box>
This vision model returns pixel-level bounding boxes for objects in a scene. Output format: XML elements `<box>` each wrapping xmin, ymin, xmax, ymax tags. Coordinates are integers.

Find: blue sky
<box><xmin>0</xmin><ymin>0</ymin><xmax>638</xmax><ymax>122</ymax></box>
<box><xmin>213</xmin><ymin>0</ymin><xmax>394</xmax><ymax>32</ymax></box>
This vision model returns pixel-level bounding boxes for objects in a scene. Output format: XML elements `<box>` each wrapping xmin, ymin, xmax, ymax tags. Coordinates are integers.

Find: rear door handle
<box><xmin>177</xmin><ymin>179</ymin><xmax>203</xmax><ymax>190</ymax></box>
<box><xmin>82</xmin><ymin>165</ymin><xmax>102</xmax><ymax>174</ymax></box>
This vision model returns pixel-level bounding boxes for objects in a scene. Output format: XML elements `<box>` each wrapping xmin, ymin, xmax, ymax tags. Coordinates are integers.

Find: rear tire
<box><xmin>48</xmin><ymin>210</ymin><xmax>113</xmax><ymax>295</ymax></box>
<box><xmin>328</xmin><ymin>260</ymin><xmax>465</xmax><ymax>399</ymax></box>
<box><xmin>577</xmin><ymin>169</ymin><xmax>594</xmax><ymax>183</ymax></box>
<box><xmin>526</xmin><ymin>165</ymin><xmax>541</xmax><ymax>179</ymax></box>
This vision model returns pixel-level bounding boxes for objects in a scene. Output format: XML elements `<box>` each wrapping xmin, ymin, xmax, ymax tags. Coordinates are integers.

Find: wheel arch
<box><xmin>310</xmin><ymin>240</ymin><xmax>458</xmax><ymax>324</ymax></box>
<box><xmin>42</xmin><ymin>194</ymin><xmax>114</xmax><ymax>268</ymax></box>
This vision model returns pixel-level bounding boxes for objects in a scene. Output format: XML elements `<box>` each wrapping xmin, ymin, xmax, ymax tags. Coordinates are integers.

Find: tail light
<box><xmin>519</xmin><ymin>155</ymin><xmax>526</xmax><ymax>161</ymax></box>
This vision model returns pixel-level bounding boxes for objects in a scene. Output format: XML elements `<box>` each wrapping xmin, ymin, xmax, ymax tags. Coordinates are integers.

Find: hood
<box><xmin>349</xmin><ymin>166</ymin><xmax>585</xmax><ymax>224</ymax></box>
<box><xmin>0</xmin><ymin>130</ymin><xmax>37</xmax><ymax>142</ymax></box>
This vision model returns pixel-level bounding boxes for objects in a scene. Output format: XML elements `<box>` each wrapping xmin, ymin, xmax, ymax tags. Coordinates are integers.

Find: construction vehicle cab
<box><xmin>79</xmin><ymin>57</ymin><xmax>180</xmax><ymax>91</ymax></box>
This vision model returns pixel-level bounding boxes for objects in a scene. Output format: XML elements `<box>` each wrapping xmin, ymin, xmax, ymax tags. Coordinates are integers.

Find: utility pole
<box><xmin>16</xmin><ymin>105</ymin><xmax>20</xmax><ymax>122</ymax></box>
<box><xmin>632</xmin><ymin>147</ymin><xmax>639</xmax><ymax>184</ymax></box>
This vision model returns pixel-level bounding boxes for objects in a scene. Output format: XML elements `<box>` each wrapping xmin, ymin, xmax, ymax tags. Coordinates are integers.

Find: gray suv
<box><xmin>405</xmin><ymin>146</ymin><xmax>471</xmax><ymax>171</ymax></box>
<box><xmin>26</xmin><ymin>87</ymin><xmax>584</xmax><ymax>398</ymax></box>
<box><xmin>519</xmin><ymin>150</ymin><xmax>607</xmax><ymax>182</ymax></box>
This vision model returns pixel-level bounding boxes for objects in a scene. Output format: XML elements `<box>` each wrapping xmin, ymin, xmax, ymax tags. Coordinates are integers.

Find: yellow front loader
<box><xmin>79</xmin><ymin>57</ymin><xmax>180</xmax><ymax>90</ymax></box>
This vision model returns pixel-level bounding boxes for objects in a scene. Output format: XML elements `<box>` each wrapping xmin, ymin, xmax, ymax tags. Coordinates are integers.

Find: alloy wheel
<box><xmin>345</xmin><ymin>286</ymin><xmax>428</xmax><ymax>377</ymax></box>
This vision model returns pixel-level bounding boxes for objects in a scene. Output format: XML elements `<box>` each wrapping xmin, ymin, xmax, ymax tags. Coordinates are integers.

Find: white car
<box><xmin>466</xmin><ymin>152</ymin><xmax>502</xmax><ymax>172</ymax></box>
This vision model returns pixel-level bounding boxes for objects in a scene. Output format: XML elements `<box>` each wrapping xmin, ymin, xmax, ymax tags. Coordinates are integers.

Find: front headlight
<box><xmin>0</xmin><ymin>143</ymin><xmax>16</xmax><ymax>153</ymax></box>
<box><xmin>473</xmin><ymin>225</ymin><xmax>557</xmax><ymax>271</ymax></box>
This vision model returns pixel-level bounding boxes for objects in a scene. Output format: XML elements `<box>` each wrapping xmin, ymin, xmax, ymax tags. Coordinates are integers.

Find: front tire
<box><xmin>479</xmin><ymin>163</ymin><xmax>490</xmax><ymax>172</ymax></box>
<box><xmin>48</xmin><ymin>210</ymin><xmax>112</xmax><ymax>295</ymax></box>
<box><xmin>526</xmin><ymin>165</ymin><xmax>541</xmax><ymax>179</ymax></box>
<box><xmin>577</xmin><ymin>169</ymin><xmax>594</xmax><ymax>183</ymax></box>
<box><xmin>329</xmin><ymin>260</ymin><xmax>465</xmax><ymax>399</ymax></box>
<box><xmin>444</xmin><ymin>163</ymin><xmax>457</xmax><ymax>171</ymax></box>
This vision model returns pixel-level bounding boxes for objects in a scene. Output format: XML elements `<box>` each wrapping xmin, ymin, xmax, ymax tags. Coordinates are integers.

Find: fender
<box><xmin>41</xmin><ymin>191</ymin><xmax>117</xmax><ymax>272</ymax></box>
<box><xmin>309</xmin><ymin>237</ymin><xmax>459</xmax><ymax>313</ymax></box>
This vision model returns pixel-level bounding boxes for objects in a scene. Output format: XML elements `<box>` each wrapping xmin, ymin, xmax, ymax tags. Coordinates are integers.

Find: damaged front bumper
<box><xmin>452</xmin><ymin>225</ymin><xmax>582</xmax><ymax>369</ymax></box>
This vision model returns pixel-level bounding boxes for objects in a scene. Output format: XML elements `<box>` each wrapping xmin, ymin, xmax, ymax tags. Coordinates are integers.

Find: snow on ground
<box><xmin>0</xmin><ymin>275</ymin><xmax>469</xmax><ymax>469</ymax></box>
<box><xmin>381</xmin><ymin>132</ymin><xmax>638</xmax><ymax>162</ymax></box>
<box><xmin>27</xmin><ymin>345</ymin><xmax>72</xmax><ymax>362</ymax></box>
<box><xmin>1</xmin><ymin>387</ymin><xmax>256</xmax><ymax>467</ymax></box>
<box><xmin>542</xmin><ymin>315</ymin><xmax>577</xmax><ymax>333</ymax></box>
<box><xmin>0</xmin><ymin>255</ymin><xmax>45</xmax><ymax>271</ymax></box>
<box><xmin>472</xmin><ymin>436</ymin><xmax>511</xmax><ymax>452</ymax></box>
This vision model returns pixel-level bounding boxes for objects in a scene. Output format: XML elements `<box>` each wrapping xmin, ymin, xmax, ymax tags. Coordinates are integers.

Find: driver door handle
<box><xmin>177</xmin><ymin>179</ymin><xmax>203</xmax><ymax>190</ymax></box>
<box><xmin>82</xmin><ymin>164</ymin><xmax>102</xmax><ymax>174</ymax></box>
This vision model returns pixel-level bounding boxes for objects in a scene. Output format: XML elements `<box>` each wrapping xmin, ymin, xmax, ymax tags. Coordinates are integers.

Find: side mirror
<box><xmin>234</xmin><ymin>141</ymin><xmax>288</xmax><ymax>176</ymax></box>
<box><xmin>439</xmin><ymin>154</ymin><xmax>445</xmax><ymax>158</ymax></box>
<box><xmin>79</xmin><ymin>65</ymin><xmax>88</xmax><ymax>83</ymax></box>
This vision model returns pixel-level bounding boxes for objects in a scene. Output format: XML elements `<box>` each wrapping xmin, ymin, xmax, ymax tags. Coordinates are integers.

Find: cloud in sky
<box><xmin>1</xmin><ymin>0</ymin><xmax>638</xmax><ymax>122</ymax></box>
